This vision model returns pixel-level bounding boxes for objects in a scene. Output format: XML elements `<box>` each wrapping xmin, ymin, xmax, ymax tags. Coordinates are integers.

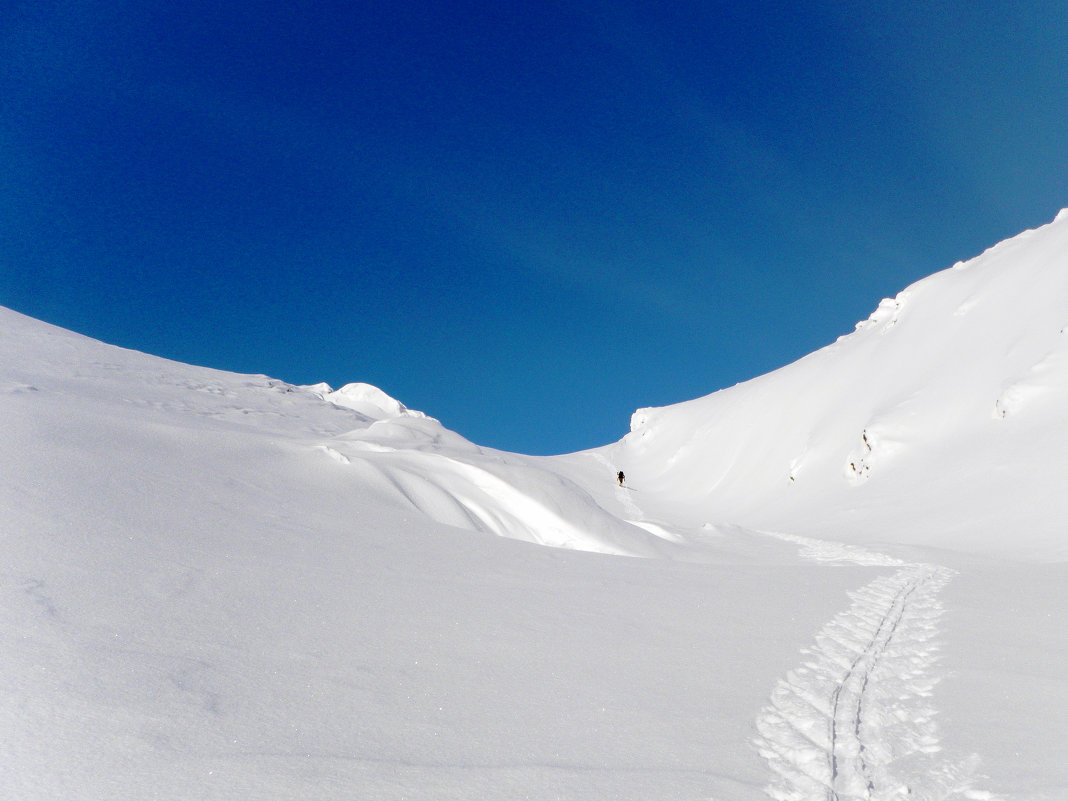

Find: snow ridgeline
<box><xmin>611</xmin><ymin>209</ymin><xmax>1068</xmax><ymax>559</ymax></box>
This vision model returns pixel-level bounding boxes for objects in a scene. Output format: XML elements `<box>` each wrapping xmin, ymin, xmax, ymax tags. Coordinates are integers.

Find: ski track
<box><xmin>753</xmin><ymin>542</ymin><xmax>998</xmax><ymax>801</ymax></box>
<box><xmin>324</xmin><ymin>439</ymin><xmax>997</xmax><ymax>800</ymax></box>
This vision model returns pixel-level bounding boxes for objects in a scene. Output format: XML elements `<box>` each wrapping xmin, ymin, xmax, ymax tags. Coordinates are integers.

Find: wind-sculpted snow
<box><xmin>320</xmin><ymin>381</ymin><xmax>428</xmax><ymax>421</ymax></box>
<box><xmin>854</xmin><ymin>291</ymin><xmax>910</xmax><ymax>333</ymax></box>
<box><xmin>316</xmin><ymin>415</ymin><xmax>672</xmax><ymax>558</ymax></box>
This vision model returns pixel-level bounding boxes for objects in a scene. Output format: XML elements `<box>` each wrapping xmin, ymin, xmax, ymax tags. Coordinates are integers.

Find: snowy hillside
<box><xmin>2</xmin><ymin>212</ymin><xmax>1066</xmax><ymax>800</ymax></box>
<box><xmin>570</xmin><ymin>209</ymin><xmax>1068</xmax><ymax>560</ymax></box>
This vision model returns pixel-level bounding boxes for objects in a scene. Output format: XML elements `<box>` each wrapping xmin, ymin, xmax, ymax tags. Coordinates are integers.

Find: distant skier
<box><xmin>617</xmin><ymin>471</ymin><xmax>625</xmax><ymax>487</ymax></box>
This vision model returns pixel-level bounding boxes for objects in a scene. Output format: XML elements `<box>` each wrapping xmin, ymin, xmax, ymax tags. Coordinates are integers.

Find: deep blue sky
<box><xmin>3</xmin><ymin>1</ymin><xmax>1065</xmax><ymax>454</ymax></box>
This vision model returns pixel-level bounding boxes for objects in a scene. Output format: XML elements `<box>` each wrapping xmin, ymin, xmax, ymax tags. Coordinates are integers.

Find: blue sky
<box><xmin>3</xmin><ymin>1</ymin><xmax>1066</xmax><ymax>454</ymax></box>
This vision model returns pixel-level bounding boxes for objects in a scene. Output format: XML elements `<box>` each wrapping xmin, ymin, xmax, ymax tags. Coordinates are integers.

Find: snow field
<box><xmin>3</xmin><ymin>210</ymin><xmax>1068</xmax><ymax>799</ymax></box>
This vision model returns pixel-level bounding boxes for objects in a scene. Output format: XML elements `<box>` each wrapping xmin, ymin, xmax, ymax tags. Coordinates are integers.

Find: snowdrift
<box><xmin>311</xmin><ymin>385</ymin><xmax>673</xmax><ymax>558</ymax></box>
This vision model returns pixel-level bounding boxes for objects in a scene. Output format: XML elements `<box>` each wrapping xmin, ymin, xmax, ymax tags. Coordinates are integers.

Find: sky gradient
<box><xmin>3</xmin><ymin>1</ymin><xmax>1066</xmax><ymax>454</ymax></box>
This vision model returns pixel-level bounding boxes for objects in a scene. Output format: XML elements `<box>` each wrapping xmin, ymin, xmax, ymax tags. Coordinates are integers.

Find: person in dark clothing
<box><xmin>617</xmin><ymin>471</ymin><xmax>625</xmax><ymax>487</ymax></box>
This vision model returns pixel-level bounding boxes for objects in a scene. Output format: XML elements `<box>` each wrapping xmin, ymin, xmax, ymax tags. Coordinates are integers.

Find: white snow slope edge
<box><xmin>2</xmin><ymin>211</ymin><xmax>1066</xmax><ymax>801</ymax></box>
<box><xmin>577</xmin><ymin>208</ymin><xmax>1068</xmax><ymax>561</ymax></box>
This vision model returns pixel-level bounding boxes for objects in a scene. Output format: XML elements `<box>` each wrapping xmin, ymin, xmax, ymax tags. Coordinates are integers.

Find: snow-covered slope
<box><xmin>2</xmin><ymin>211</ymin><xmax>1066</xmax><ymax>800</ymax></box>
<box><xmin>578</xmin><ymin>209</ymin><xmax>1068</xmax><ymax>560</ymax></box>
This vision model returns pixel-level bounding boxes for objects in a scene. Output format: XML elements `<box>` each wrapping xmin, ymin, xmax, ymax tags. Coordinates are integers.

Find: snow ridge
<box><xmin>754</xmin><ymin>557</ymin><xmax>994</xmax><ymax>801</ymax></box>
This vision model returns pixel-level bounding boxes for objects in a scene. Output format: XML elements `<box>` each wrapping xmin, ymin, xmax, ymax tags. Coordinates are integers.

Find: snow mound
<box><xmin>319</xmin><ymin>420</ymin><xmax>673</xmax><ymax>557</ymax></box>
<box><xmin>322</xmin><ymin>382</ymin><xmax>426</xmax><ymax>421</ymax></box>
<box><xmin>854</xmin><ymin>290</ymin><xmax>910</xmax><ymax>332</ymax></box>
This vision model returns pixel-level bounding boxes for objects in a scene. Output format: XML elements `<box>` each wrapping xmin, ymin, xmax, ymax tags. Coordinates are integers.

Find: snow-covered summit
<box><xmin>320</xmin><ymin>381</ymin><xmax>427</xmax><ymax>421</ymax></box>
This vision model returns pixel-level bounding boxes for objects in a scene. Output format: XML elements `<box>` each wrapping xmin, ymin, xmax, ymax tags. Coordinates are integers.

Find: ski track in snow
<box><xmin>573</xmin><ymin>463</ymin><xmax>999</xmax><ymax>800</ymax></box>
<box><xmin>753</xmin><ymin>541</ymin><xmax>997</xmax><ymax>801</ymax></box>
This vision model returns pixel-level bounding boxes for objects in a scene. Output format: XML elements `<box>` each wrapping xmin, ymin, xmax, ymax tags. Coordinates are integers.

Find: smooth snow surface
<box><xmin>3</xmin><ymin>212</ymin><xmax>1067</xmax><ymax>799</ymax></box>
<box><xmin>594</xmin><ymin>211</ymin><xmax>1068</xmax><ymax>561</ymax></box>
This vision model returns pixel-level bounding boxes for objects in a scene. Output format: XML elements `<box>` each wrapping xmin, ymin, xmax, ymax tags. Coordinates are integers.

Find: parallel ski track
<box><xmin>752</xmin><ymin>555</ymin><xmax>993</xmax><ymax>801</ymax></box>
<box><xmin>826</xmin><ymin>569</ymin><xmax>927</xmax><ymax>801</ymax></box>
